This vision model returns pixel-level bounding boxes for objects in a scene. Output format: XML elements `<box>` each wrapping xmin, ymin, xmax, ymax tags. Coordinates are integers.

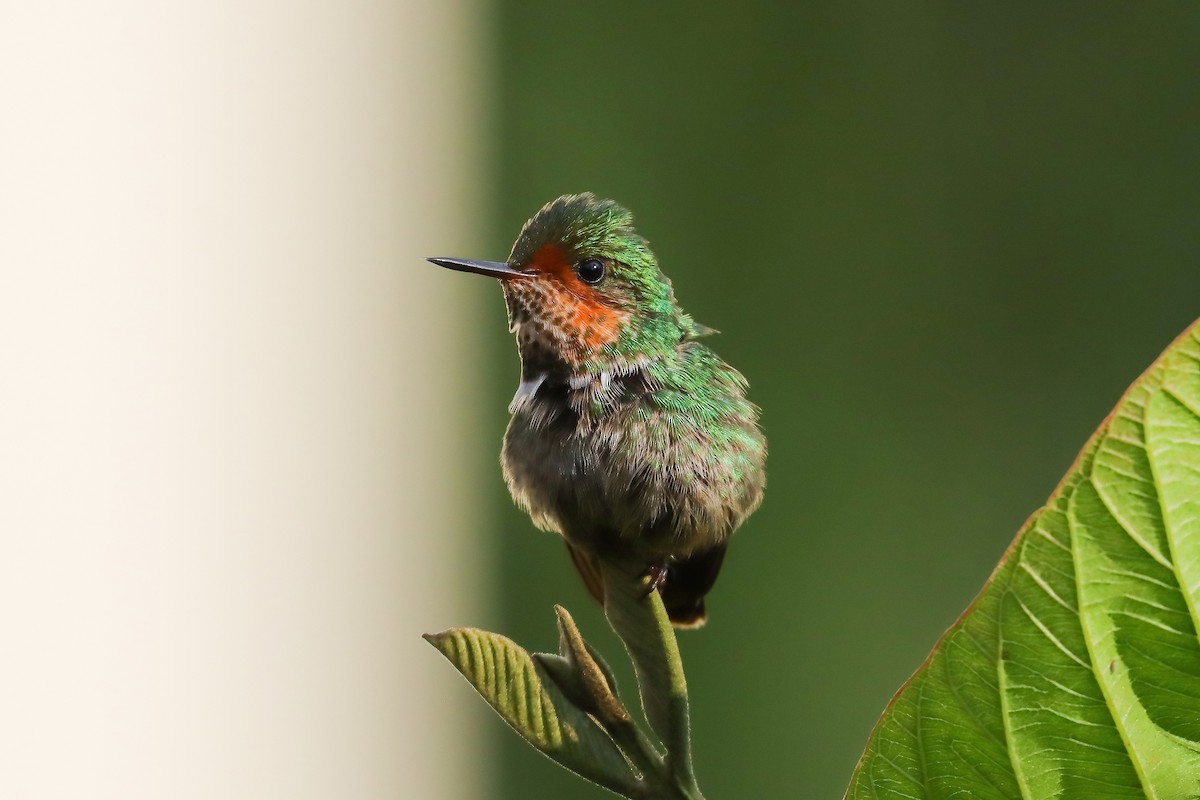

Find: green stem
<box><xmin>604</xmin><ymin>719</ymin><xmax>664</xmax><ymax>796</ymax></box>
<box><xmin>601</xmin><ymin>562</ymin><xmax>706</xmax><ymax>800</ymax></box>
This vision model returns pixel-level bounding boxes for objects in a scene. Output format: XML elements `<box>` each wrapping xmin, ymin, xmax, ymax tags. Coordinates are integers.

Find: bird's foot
<box><xmin>643</xmin><ymin>560</ymin><xmax>671</xmax><ymax>596</ymax></box>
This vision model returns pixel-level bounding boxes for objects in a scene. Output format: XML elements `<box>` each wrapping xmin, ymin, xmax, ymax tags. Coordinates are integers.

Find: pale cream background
<box><xmin>0</xmin><ymin>2</ymin><xmax>494</xmax><ymax>797</ymax></box>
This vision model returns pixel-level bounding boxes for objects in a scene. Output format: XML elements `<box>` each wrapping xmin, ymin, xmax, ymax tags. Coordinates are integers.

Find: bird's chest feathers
<box><xmin>507</xmin><ymin>342</ymin><xmax>651</xmax><ymax>428</ymax></box>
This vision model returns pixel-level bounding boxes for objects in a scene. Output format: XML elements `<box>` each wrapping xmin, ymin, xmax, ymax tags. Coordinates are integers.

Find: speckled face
<box><xmin>503</xmin><ymin>243</ymin><xmax>629</xmax><ymax>366</ymax></box>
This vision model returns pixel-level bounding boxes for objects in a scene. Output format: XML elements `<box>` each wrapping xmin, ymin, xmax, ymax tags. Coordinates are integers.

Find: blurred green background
<box><xmin>465</xmin><ymin>4</ymin><xmax>1200</xmax><ymax>798</ymax></box>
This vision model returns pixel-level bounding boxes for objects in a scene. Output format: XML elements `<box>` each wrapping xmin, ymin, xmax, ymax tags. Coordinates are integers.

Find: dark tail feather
<box><xmin>567</xmin><ymin>541</ymin><xmax>728</xmax><ymax>629</ymax></box>
<box><xmin>566</xmin><ymin>542</ymin><xmax>606</xmax><ymax>606</ymax></box>
<box><xmin>659</xmin><ymin>544</ymin><xmax>727</xmax><ymax>628</ymax></box>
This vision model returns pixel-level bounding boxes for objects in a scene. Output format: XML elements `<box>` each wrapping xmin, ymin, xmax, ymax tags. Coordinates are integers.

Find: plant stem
<box><xmin>601</xmin><ymin>562</ymin><xmax>706</xmax><ymax>800</ymax></box>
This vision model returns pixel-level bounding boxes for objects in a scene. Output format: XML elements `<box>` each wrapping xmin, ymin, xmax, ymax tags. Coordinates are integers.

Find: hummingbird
<box><xmin>429</xmin><ymin>193</ymin><xmax>765</xmax><ymax>627</ymax></box>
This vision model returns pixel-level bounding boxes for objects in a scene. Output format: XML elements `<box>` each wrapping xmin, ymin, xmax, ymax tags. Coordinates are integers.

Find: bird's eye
<box><xmin>577</xmin><ymin>258</ymin><xmax>606</xmax><ymax>284</ymax></box>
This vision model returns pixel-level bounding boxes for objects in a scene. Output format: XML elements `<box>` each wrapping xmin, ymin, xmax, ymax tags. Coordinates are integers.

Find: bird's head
<box><xmin>430</xmin><ymin>193</ymin><xmax>700</xmax><ymax>374</ymax></box>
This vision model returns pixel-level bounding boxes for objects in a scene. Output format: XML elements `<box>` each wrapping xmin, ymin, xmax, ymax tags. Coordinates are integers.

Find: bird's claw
<box><xmin>643</xmin><ymin>560</ymin><xmax>670</xmax><ymax>596</ymax></box>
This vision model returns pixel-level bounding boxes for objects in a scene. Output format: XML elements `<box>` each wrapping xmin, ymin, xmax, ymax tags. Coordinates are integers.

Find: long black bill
<box><xmin>427</xmin><ymin>257</ymin><xmax>529</xmax><ymax>279</ymax></box>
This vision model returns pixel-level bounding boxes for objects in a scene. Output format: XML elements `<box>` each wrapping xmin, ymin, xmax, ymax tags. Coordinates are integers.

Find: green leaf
<box><xmin>535</xmin><ymin>605</ymin><xmax>631</xmax><ymax>727</ymax></box>
<box><xmin>846</xmin><ymin>320</ymin><xmax>1200</xmax><ymax>800</ymax></box>
<box><xmin>423</xmin><ymin>627</ymin><xmax>640</xmax><ymax>796</ymax></box>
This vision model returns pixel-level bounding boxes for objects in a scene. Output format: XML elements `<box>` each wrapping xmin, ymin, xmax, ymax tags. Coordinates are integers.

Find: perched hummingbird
<box><xmin>429</xmin><ymin>194</ymin><xmax>765</xmax><ymax>627</ymax></box>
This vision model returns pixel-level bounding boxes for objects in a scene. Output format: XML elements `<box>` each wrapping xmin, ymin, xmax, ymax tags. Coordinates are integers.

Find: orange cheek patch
<box><xmin>570</xmin><ymin>303</ymin><xmax>624</xmax><ymax>348</ymax></box>
<box><xmin>529</xmin><ymin>243</ymin><xmax>574</xmax><ymax>281</ymax></box>
<box><xmin>526</xmin><ymin>243</ymin><xmax>626</xmax><ymax>350</ymax></box>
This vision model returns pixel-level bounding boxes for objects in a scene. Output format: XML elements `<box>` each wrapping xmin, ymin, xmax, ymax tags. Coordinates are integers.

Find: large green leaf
<box><xmin>846</xmin><ymin>320</ymin><xmax>1200</xmax><ymax>800</ymax></box>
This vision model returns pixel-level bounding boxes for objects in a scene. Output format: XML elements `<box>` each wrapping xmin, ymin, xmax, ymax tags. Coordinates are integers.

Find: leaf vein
<box><xmin>1014</xmin><ymin>598</ymin><xmax>1090</xmax><ymax>669</ymax></box>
